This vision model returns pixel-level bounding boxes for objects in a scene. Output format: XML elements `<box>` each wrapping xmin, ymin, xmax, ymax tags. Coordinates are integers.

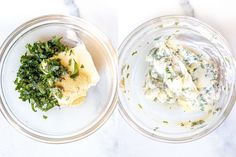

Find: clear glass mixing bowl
<box><xmin>0</xmin><ymin>15</ymin><xmax>118</xmax><ymax>143</ymax></box>
<box><xmin>118</xmin><ymin>16</ymin><xmax>236</xmax><ymax>143</ymax></box>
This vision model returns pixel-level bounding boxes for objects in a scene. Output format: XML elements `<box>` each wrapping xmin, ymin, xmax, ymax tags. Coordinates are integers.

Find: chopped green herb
<box><xmin>121</xmin><ymin>65</ymin><xmax>126</xmax><ymax>75</ymax></box>
<box><xmin>43</xmin><ymin>115</ymin><xmax>48</xmax><ymax>119</ymax></box>
<box><xmin>191</xmin><ymin>119</ymin><xmax>205</xmax><ymax>127</ymax></box>
<box><xmin>138</xmin><ymin>104</ymin><xmax>143</xmax><ymax>109</ymax></box>
<box><xmin>68</xmin><ymin>59</ymin><xmax>72</xmax><ymax>66</ymax></box>
<box><xmin>126</xmin><ymin>73</ymin><xmax>130</xmax><ymax>78</ymax></box>
<box><xmin>215</xmin><ymin>107</ymin><xmax>221</xmax><ymax>111</ymax></box>
<box><xmin>154</xmin><ymin>36</ymin><xmax>161</xmax><ymax>41</ymax></box>
<box><xmin>166</xmin><ymin>67</ymin><xmax>170</xmax><ymax>73</ymax></box>
<box><xmin>31</xmin><ymin>103</ymin><xmax>37</xmax><ymax>112</ymax></box>
<box><xmin>80</xmin><ymin>64</ymin><xmax>84</xmax><ymax>68</ymax></box>
<box><xmin>69</xmin><ymin>49</ymin><xmax>74</xmax><ymax>55</ymax></box>
<box><xmin>163</xmin><ymin>120</ymin><xmax>168</xmax><ymax>124</ymax></box>
<box><xmin>70</xmin><ymin>59</ymin><xmax>79</xmax><ymax>79</ymax></box>
<box><xmin>14</xmin><ymin>36</ymin><xmax>69</xmax><ymax>112</ymax></box>
<box><xmin>153</xmin><ymin>127</ymin><xmax>159</xmax><ymax>131</ymax></box>
<box><xmin>131</xmin><ymin>51</ymin><xmax>138</xmax><ymax>56</ymax></box>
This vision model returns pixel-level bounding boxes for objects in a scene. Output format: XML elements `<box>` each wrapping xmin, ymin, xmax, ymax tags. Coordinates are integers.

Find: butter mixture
<box><xmin>144</xmin><ymin>36</ymin><xmax>220</xmax><ymax>112</ymax></box>
<box><xmin>53</xmin><ymin>45</ymin><xmax>100</xmax><ymax>106</ymax></box>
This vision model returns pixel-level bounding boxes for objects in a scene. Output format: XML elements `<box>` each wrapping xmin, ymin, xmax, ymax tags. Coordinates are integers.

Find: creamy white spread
<box><xmin>53</xmin><ymin>44</ymin><xmax>100</xmax><ymax>106</ymax></box>
<box><xmin>144</xmin><ymin>36</ymin><xmax>220</xmax><ymax>112</ymax></box>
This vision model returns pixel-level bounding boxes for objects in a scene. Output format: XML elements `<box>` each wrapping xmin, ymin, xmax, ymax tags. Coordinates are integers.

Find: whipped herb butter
<box><xmin>144</xmin><ymin>36</ymin><xmax>220</xmax><ymax>112</ymax></box>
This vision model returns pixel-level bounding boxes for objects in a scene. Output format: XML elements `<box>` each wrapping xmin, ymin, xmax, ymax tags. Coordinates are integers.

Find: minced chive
<box><xmin>138</xmin><ymin>104</ymin><xmax>143</xmax><ymax>109</ymax></box>
<box><xmin>131</xmin><ymin>51</ymin><xmax>138</xmax><ymax>56</ymax></box>
<box><xmin>154</xmin><ymin>36</ymin><xmax>161</xmax><ymax>41</ymax></box>
<box><xmin>68</xmin><ymin>59</ymin><xmax>72</xmax><ymax>66</ymax></box>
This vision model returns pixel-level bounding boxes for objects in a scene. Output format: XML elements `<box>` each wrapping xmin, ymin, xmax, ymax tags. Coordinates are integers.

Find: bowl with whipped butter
<box><xmin>118</xmin><ymin>16</ymin><xmax>236</xmax><ymax>143</ymax></box>
<box><xmin>0</xmin><ymin>15</ymin><xmax>117</xmax><ymax>143</ymax></box>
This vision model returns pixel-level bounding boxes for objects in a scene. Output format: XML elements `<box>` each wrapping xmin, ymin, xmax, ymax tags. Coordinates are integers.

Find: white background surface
<box><xmin>1</xmin><ymin>0</ymin><xmax>236</xmax><ymax>156</ymax></box>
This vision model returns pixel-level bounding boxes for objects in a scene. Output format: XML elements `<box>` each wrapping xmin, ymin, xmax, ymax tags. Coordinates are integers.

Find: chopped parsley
<box><xmin>80</xmin><ymin>64</ymin><xmax>84</xmax><ymax>68</ymax></box>
<box><xmin>131</xmin><ymin>51</ymin><xmax>138</xmax><ymax>56</ymax></box>
<box><xmin>70</xmin><ymin>59</ymin><xmax>79</xmax><ymax>79</ymax></box>
<box><xmin>153</xmin><ymin>127</ymin><xmax>159</xmax><ymax>131</ymax></box>
<box><xmin>14</xmin><ymin>36</ymin><xmax>69</xmax><ymax>112</ymax></box>
<box><xmin>154</xmin><ymin>36</ymin><xmax>161</xmax><ymax>41</ymax></box>
<box><xmin>191</xmin><ymin>119</ymin><xmax>205</xmax><ymax>127</ymax></box>
<box><xmin>138</xmin><ymin>104</ymin><xmax>143</xmax><ymax>109</ymax></box>
<box><xmin>163</xmin><ymin>120</ymin><xmax>168</xmax><ymax>124</ymax></box>
<box><xmin>68</xmin><ymin>59</ymin><xmax>72</xmax><ymax>66</ymax></box>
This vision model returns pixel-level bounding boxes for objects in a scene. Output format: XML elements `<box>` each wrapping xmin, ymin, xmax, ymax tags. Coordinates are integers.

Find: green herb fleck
<box><xmin>153</xmin><ymin>127</ymin><xmax>159</xmax><ymax>131</ymax></box>
<box><xmin>166</xmin><ymin>67</ymin><xmax>170</xmax><ymax>73</ymax></box>
<box><xmin>121</xmin><ymin>65</ymin><xmax>126</xmax><ymax>75</ymax></box>
<box><xmin>131</xmin><ymin>51</ymin><xmax>138</xmax><ymax>56</ymax></box>
<box><xmin>163</xmin><ymin>120</ymin><xmax>168</xmax><ymax>124</ymax></box>
<box><xmin>191</xmin><ymin>120</ymin><xmax>205</xmax><ymax>127</ymax></box>
<box><xmin>31</xmin><ymin>103</ymin><xmax>37</xmax><ymax>112</ymax></box>
<box><xmin>126</xmin><ymin>73</ymin><xmax>130</xmax><ymax>78</ymax></box>
<box><xmin>70</xmin><ymin>59</ymin><xmax>79</xmax><ymax>79</ymax></box>
<box><xmin>80</xmin><ymin>64</ymin><xmax>84</xmax><ymax>68</ymax></box>
<box><xmin>68</xmin><ymin>59</ymin><xmax>72</xmax><ymax>66</ymax></box>
<box><xmin>43</xmin><ymin>115</ymin><xmax>48</xmax><ymax>119</ymax></box>
<box><xmin>154</xmin><ymin>36</ymin><xmax>161</xmax><ymax>41</ymax></box>
<box><xmin>69</xmin><ymin>49</ymin><xmax>74</xmax><ymax>55</ymax></box>
<box><xmin>138</xmin><ymin>104</ymin><xmax>143</xmax><ymax>109</ymax></box>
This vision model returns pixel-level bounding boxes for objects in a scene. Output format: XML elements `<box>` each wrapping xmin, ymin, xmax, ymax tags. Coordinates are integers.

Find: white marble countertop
<box><xmin>1</xmin><ymin>0</ymin><xmax>236</xmax><ymax>156</ymax></box>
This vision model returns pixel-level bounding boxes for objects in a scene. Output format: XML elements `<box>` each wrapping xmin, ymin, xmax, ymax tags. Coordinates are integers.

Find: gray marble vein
<box><xmin>179</xmin><ymin>0</ymin><xmax>195</xmax><ymax>17</ymax></box>
<box><xmin>64</xmin><ymin>0</ymin><xmax>80</xmax><ymax>17</ymax></box>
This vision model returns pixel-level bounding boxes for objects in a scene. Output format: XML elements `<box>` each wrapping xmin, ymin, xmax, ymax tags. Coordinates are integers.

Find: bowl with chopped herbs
<box><xmin>118</xmin><ymin>16</ymin><xmax>236</xmax><ymax>143</ymax></box>
<box><xmin>0</xmin><ymin>15</ymin><xmax>117</xmax><ymax>143</ymax></box>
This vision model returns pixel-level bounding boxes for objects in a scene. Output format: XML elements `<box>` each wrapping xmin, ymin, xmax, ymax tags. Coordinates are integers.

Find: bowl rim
<box><xmin>118</xmin><ymin>15</ymin><xmax>236</xmax><ymax>143</ymax></box>
<box><xmin>0</xmin><ymin>14</ymin><xmax>118</xmax><ymax>144</ymax></box>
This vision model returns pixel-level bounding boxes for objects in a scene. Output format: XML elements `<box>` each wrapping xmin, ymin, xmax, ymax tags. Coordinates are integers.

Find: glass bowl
<box><xmin>0</xmin><ymin>15</ymin><xmax>118</xmax><ymax>143</ymax></box>
<box><xmin>118</xmin><ymin>16</ymin><xmax>236</xmax><ymax>143</ymax></box>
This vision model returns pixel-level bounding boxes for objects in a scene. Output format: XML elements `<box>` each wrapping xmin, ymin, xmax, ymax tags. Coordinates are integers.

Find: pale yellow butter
<box><xmin>54</xmin><ymin>44</ymin><xmax>100</xmax><ymax>106</ymax></box>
